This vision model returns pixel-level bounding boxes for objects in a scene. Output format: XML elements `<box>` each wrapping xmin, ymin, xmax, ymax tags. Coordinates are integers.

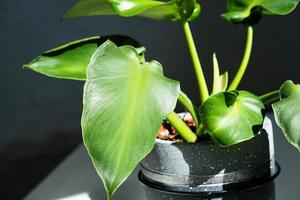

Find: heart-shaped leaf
<box><xmin>82</xmin><ymin>40</ymin><xmax>180</xmax><ymax>198</ymax></box>
<box><xmin>272</xmin><ymin>80</ymin><xmax>300</xmax><ymax>151</ymax></box>
<box><xmin>63</xmin><ymin>0</ymin><xmax>201</xmax><ymax>22</ymax></box>
<box><xmin>199</xmin><ymin>90</ymin><xmax>264</xmax><ymax>146</ymax></box>
<box><xmin>24</xmin><ymin>35</ymin><xmax>141</xmax><ymax>80</ymax></box>
<box><xmin>223</xmin><ymin>0</ymin><xmax>300</xmax><ymax>24</ymax></box>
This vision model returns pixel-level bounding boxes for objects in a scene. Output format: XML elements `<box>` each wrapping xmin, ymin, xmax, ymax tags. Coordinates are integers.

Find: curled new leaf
<box><xmin>211</xmin><ymin>53</ymin><xmax>228</xmax><ymax>95</ymax></box>
<box><xmin>223</xmin><ymin>0</ymin><xmax>300</xmax><ymax>24</ymax></box>
<box><xmin>63</xmin><ymin>0</ymin><xmax>201</xmax><ymax>22</ymax></box>
<box><xmin>199</xmin><ymin>90</ymin><xmax>265</xmax><ymax>146</ymax></box>
<box><xmin>272</xmin><ymin>80</ymin><xmax>300</xmax><ymax>151</ymax></box>
<box><xmin>24</xmin><ymin>35</ymin><xmax>141</xmax><ymax>80</ymax></box>
<box><xmin>82</xmin><ymin>40</ymin><xmax>180</xmax><ymax>198</ymax></box>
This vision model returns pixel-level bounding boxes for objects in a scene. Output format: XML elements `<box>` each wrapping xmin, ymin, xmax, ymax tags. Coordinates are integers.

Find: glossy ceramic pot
<box><xmin>139</xmin><ymin>115</ymin><xmax>279</xmax><ymax>199</ymax></box>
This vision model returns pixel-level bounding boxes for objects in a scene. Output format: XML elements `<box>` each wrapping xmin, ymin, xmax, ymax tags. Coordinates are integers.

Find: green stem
<box><xmin>228</xmin><ymin>26</ymin><xmax>254</xmax><ymax>91</ymax></box>
<box><xmin>178</xmin><ymin>91</ymin><xmax>199</xmax><ymax>125</ymax></box>
<box><xmin>167</xmin><ymin>111</ymin><xmax>197</xmax><ymax>143</ymax></box>
<box><xmin>182</xmin><ymin>21</ymin><xmax>209</xmax><ymax>103</ymax></box>
<box><xmin>259</xmin><ymin>90</ymin><xmax>280</xmax><ymax>105</ymax></box>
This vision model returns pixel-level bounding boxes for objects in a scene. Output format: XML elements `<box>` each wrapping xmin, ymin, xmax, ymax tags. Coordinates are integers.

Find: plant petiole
<box><xmin>259</xmin><ymin>90</ymin><xmax>280</xmax><ymax>106</ymax></box>
<box><xmin>182</xmin><ymin>21</ymin><xmax>209</xmax><ymax>104</ymax></box>
<box><xmin>167</xmin><ymin>111</ymin><xmax>197</xmax><ymax>143</ymax></box>
<box><xmin>178</xmin><ymin>91</ymin><xmax>200</xmax><ymax>125</ymax></box>
<box><xmin>228</xmin><ymin>26</ymin><xmax>253</xmax><ymax>91</ymax></box>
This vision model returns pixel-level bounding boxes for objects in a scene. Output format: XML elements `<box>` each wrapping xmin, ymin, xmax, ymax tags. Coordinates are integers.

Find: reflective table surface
<box><xmin>25</xmin><ymin>115</ymin><xmax>300</xmax><ymax>200</ymax></box>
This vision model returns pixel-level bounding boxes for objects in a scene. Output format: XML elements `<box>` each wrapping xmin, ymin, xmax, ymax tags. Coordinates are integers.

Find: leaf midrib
<box><xmin>110</xmin><ymin>65</ymin><xmax>146</xmax><ymax>187</ymax></box>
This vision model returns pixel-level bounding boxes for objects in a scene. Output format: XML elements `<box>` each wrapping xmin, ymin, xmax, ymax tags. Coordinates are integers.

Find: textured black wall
<box><xmin>0</xmin><ymin>0</ymin><xmax>299</xmax><ymax>145</ymax></box>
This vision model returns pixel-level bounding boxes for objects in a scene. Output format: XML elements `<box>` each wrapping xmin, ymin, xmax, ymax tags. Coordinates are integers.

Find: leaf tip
<box><xmin>22</xmin><ymin>64</ymin><xmax>29</xmax><ymax>69</ymax></box>
<box><xmin>212</xmin><ymin>52</ymin><xmax>217</xmax><ymax>59</ymax></box>
<box><xmin>61</xmin><ymin>10</ymin><xmax>78</xmax><ymax>21</ymax></box>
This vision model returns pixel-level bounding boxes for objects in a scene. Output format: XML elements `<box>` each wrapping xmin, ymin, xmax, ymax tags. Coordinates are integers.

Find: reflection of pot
<box><xmin>139</xmin><ymin>115</ymin><xmax>279</xmax><ymax>198</ymax></box>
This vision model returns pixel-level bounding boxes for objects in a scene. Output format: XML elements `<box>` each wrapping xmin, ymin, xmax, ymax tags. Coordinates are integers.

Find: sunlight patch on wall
<box><xmin>55</xmin><ymin>192</ymin><xmax>91</xmax><ymax>200</ymax></box>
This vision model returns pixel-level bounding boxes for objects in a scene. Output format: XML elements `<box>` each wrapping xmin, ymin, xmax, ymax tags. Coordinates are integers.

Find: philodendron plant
<box><xmin>25</xmin><ymin>0</ymin><xmax>300</xmax><ymax>199</ymax></box>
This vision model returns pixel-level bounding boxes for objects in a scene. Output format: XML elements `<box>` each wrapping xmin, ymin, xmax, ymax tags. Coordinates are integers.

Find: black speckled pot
<box><xmin>140</xmin><ymin>116</ymin><xmax>279</xmax><ymax>198</ymax></box>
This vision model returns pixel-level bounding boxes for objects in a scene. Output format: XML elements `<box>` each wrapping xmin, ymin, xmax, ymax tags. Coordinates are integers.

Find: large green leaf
<box><xmin>63</xmin><ymin>0</ymin><xmax>115</xmax><ymax>19</ymax></box>
<box><xmin>109</xmin><ymin>0</ymin><xmax>180</xmax><ymax>19</ymax></box>
<box><xmin>272</xmin><ymin>80</ymin><xmax>300</xmax><ymax>151</ymax></box>
<box><xmin>223</xmin><ymin>0</ymin><xmax>300</xmax><ymax>24</ymax></box>
<box><xmin>63</xmin><ymin>0</ymin><xmax>200</xmax><ymax>21</ymax></box>
<box><xmin>82</xmin><ymin>40</ymin><xmax>180</xmax><ymax>198</ymax></box>
<box><xmin>24</xmin><ymin>35</ymin><xmax>141</xmax><ymax>80</ymax></box>
<box><xmin>199</xmin><ymin>90</ymin><xmax>264</xmax><ymax>146</ymax></box>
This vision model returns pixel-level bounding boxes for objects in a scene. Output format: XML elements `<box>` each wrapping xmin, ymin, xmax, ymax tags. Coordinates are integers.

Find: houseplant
<box><xmin>24</xmin><ymin>0</ymin><xmax>300</xmax><ymax>199</ymax></box>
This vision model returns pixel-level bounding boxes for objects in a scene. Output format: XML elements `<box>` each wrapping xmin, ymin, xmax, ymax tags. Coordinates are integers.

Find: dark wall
<box><xmin>0</xmin><ymin>0</ymin><xmax>299</xmax><ymax>145</ymax></box>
